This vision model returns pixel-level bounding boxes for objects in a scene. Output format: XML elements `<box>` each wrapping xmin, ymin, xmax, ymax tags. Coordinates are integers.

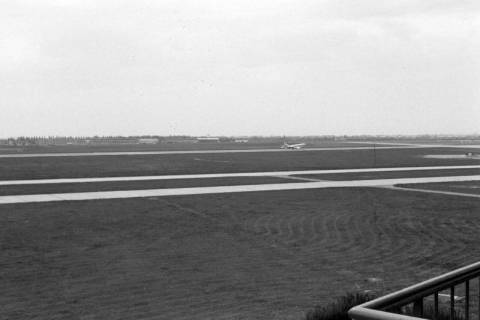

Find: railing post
<box><xmin>465</xmin><ymin>280</ymin><xmax>469</xmax><ymax>320</ymax></box>
<box><xmin>413</xmin><ymin>298</ymin><xmax>424</xmax><ymax>317</ymax></box>
<box><xmin>451</xmin><ymin>286</ymin><xmax>455</xmax><ymax>320</ymax></box>
<box><xmin>348</xmin><ymin>262</ymin><xmax>480</xmax><ymax>320</ymax></box>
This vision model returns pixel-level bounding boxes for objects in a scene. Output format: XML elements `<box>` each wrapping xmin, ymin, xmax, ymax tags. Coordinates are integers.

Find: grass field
<box><xmin>2</xmin><ymin>143</ymin><xmax>480</xmax><ymax>319</ymax></box>
<box><xmin>0</xmin><ymin>147</ymin><xmax>479</xmax><ymax>180</ymax></box>
<box><xmin>0</xmin><ymin>141</ymin><xmax>381</xmax><ymax>154</ymax></box>
<box><xmin>2</xmin><ymin>188</ymin><xmax>480</xmax><ymax>319</ymax></box>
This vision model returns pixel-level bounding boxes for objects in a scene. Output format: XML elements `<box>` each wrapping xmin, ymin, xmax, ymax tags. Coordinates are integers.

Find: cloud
<box><xmin>0</xmin><ymin>0</ymin><xmax>478</xmax><ymax>137</ymax></box>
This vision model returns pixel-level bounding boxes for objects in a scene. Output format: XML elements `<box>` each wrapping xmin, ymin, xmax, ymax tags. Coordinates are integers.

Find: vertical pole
<box><xmin>466</xmin><ymin>280</ymin><xmax>470</xmax><ymax>320</ymax></box>
<box><xmin>413</xmin><ymin>298</ymin><xmax>424</xmax><ymax>317</ymax></box>
<box><xmin>434</xmin><ymin>292</ymin><xmax>439</xmax><ymax>320</ymax></box>
<box><xmin>451</xmin><ymin>286</ymin><xmax>455</xmax><ymax>320</ymax></box>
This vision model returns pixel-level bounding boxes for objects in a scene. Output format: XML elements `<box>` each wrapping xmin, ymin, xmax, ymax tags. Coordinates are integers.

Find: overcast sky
<box><xmin>1</xmin><ymin>0</ymin><xmax>479</xmax><ymax>137</ymax></box>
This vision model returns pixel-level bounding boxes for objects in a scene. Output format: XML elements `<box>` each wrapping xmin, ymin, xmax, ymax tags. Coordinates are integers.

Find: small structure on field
<box><xmin>196</xmin><ymin>137</ymin><xmax>220</xmax><ymax>143</ymax></box>
<box><xmin>465</xmin><ymin>152</ymin><xmax>478</xmax><ymax>158</ymax></box>
<box><xmin>138</xmin><ymin>138</ymin><xmax>159</xmax><ymax>144</ymax></box>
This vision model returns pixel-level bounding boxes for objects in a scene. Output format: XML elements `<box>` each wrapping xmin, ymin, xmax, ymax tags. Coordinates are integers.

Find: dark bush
<box><xmin>305</xmin><ymin>292</ymin><xmax>376</xmax><ymax>320</ymax></box>
<box><xmin>305</xmin><ymin>292</ymin><xmax>466</xmax><ymax>320</ymax></box>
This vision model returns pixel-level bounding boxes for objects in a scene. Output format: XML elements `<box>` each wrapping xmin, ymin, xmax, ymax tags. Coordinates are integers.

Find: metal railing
<box><xmin>349</xmin><ymin>262</ymin><xmax>480</xmax><ymax>320</ymax></box>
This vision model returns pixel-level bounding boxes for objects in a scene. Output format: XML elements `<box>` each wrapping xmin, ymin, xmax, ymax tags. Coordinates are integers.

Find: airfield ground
<box><xmin>0</xmin><ymin>176</ymin><xmax>293</xmax><ymax>196</ymax></box>
<box><xmin>0</xmin><ymin>141</ymin><xmax>395</xmax><ymax>155</ymax></box>
<box><xmin>1</xmin><ymin>147</ymin><xmax>480</xmax><ymax>180</ymax></box>
<box><xmin>1</xmin><ymin>141</ymin><xmax>480</xmax><ymax>319</ymax></box>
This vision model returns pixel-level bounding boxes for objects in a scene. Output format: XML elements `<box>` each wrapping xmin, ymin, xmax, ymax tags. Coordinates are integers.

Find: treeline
<box><xmin>0</xmin><ymin>136</ymin><xmax>161</xmax><ymax>146</ymax></box>
<box><xmin>1</xmin><ymin>134</ymin><xmax>479</xmax><ymax>146</ymax></box>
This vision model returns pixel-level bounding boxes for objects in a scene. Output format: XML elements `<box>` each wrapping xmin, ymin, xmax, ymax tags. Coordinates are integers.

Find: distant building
<box><xmin>196</xmin><ymin>137</ymin><xmax>220</xmax><ymax>143</ymax></box>
<box><xmin>138</xmin><ymin>138</ymin><xmax>159</xmax><ymax>144</ymax></box>
<box><xmin>85</xmin><ymin>137</ymin><xmax>138</xmax><ymax>145</ymax></box>
<box><xmin>234</xmin><ymin>139</ymin><xmax>249</xmax><ymax>143</ymax></box>
<box><xmin>164</xmin><ymin>138</ymin><xmax>197</xmax><ymax>144</ymax></box>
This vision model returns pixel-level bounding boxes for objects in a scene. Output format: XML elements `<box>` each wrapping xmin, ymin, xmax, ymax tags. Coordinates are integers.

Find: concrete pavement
<box><xmin>1</xmin><ymin>175</ymin><xmax>480</xmax><ymax>204</ymax></box>
<box><xmin>0</xmin><ymin>165</ymin><xmax>479</xmax><ymax>185</ymax></box>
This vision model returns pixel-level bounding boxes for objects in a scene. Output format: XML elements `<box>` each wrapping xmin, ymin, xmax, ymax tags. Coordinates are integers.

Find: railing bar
<box><xmin>466</xmin><ymin>280</ymin><xmax>469</xmax><ymax>320</ymax></box>
<box><xmin>349</xmin><ymin>262</ymin><xmax>480</xmax><ymax>319</ymax></box>
<box><xmin>434</xmin><ymin>291</ymin><xmax>439</xmax><ymax>320</ymax></box>
<box><xmin>373</xmin><ymin>272</ymin><xmax>480</xmax><ymax>310</ymax></box>
<box><xmin>450</xmin><ymin>286</ymin><xmax>455</xmax><ymax>320</ymax></box>
<box><xmin>348</xmin><ymin>306</ymin><xmax>431</xmax><ymax>320</ymax></box>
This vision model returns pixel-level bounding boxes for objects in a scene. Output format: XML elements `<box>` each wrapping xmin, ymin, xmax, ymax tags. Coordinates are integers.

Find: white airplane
<box><xmin>281</xmin><ymin>142</ymin><xmax>306</xmax><ymax>149</ymax></box>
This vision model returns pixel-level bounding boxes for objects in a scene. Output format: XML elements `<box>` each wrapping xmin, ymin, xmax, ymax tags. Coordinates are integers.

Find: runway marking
<box><xmin>1</xmin><ymin>165</ymin><xmax>479</xmax><ymax>185</ymax></box>
<box><xmin>381</xmin><ymin>185</ymin><xmax>480</xmax><ymax>199</ymax></box>
<box><xmin>349</xmin><ymin>141</ymin><xmax>480</xmax><ymax>148</ymax></box>
<box><xmin>193</xmin><ymin>157</ymin><xmax>232</xmax><ymax>163</ymax></box>
<box><xmin>0</xmin><ymin>145</ymin><xmax>446</xmax><ymax>158</ymax></box>
<box><xmin>1</xmin><ymin>175</ymin><xmax>480</xmax><ymax>204</ymax></box>
<box><xmin>273</xmin><ymin>175</ymin><xmax>326</xmax><ymax>182</ymax></box>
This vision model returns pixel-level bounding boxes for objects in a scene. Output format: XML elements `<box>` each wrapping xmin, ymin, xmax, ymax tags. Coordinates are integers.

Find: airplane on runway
<box><xmin>281</xmin><ymin>142</ymin><xmax>306</xmax><ymax>150</ymax></box>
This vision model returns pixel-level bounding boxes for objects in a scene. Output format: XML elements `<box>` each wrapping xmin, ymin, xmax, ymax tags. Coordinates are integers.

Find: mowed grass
<box><xmin>0</xmin><ymin>147</ymin><xmax>479</xmax><ymax>180</ymax></box>
<box><xmin>2</xmin><ymin>188</ymin><xmax>480</xmax><ymax>319</ymax></box>
<box><xmin>399</xmin><ymin>180</ymin><xmax>480</xmax><ymax>195</ymax></box>
<box><xmin>0</xmin><ymin>176</ymin><xmax>291</xmax><ymax>196</ymax></box>
<box><xmin>0</xmin><ymin>141</ymin><xmax>377</xmax><ymax>154</ymax></box>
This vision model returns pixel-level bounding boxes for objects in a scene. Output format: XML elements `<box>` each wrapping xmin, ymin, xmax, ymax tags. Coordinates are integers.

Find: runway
<box><xmin>0</xmin><ymin>164</ymin><xmax>479</xmax><ymax>185</ymax></box>
<box><xmin>1</xmin><ymin>175</ymin><xmax>479</xmax><ymax>204</ymax></box>
<box><xmin>383</xmin><ymin>185</ymin><xmax>480</xmax><ymax>199</ymax></box>
<box><xmin>349</xmin><ymin>141</ymin><xmax>480</xmax><ymax>148</ymax></box>
<box><xmin>0</xmin><ymin>145</ymin><xmax>451</xmax><ymax>158</ymax></box>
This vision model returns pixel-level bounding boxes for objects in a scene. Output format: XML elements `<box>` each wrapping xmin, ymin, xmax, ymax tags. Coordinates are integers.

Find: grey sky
<box><xmin>1</xmin><ymin>0</ymin><xmax>479</xmax><ymax>137</ymax></box>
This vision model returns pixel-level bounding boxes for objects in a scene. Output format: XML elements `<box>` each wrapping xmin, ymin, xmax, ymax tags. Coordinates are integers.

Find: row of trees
<box><xmin>0</xmin><ymin>136</ymin><xmax>155</xmax><ymax>146</ymax></box>
<box><xmin>1</xmin><ymin>134</ymin><xmax>479</xmax><ymax>146</ymax></box>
